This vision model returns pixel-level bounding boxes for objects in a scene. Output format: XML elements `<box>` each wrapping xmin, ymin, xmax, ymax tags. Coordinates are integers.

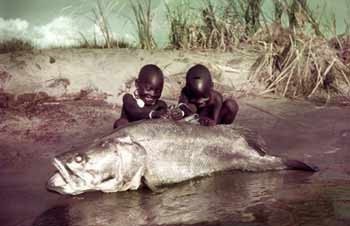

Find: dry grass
<box><xmin>251</xmin><ymin>24</ymin><xmax>350</xmax><ymax>99</ymax></box>
<box><xmin>0</xmin><ymin>39</ymin><xmax>34</xmax><ymax>54</ymax></box>
<box><xmin>89</xmin><ymin>0</ymin><xmax>115</xmax><ymax>48</ymax></box>
<box><xmin>77</xmin><ymin>33</ymin><xmax>132</xmax><ymax>49</ymax></box>
<box><xmin>248</xmin><ymin>1</ymin><xmax>350</xmax><ymax>100</ymax></box>
<box><xmin>74</xmin><ymin>0</ymin><xmax>132</xmax><ymax>49</ymax></box>
<box><xmin>329</xmin><ymin>35</ymin><xmax>350</xmax><ymax>67</ymax></box>
<box><xmin>165</xmin><ymin>0</ymin><xmax>192</xmax><ymax>49</ymax></box>
<box><xmin>200</xmin><ymin>0</ymin><xmax>244</xmax><ymax>50</ymax></box>
<box><xmin>166</xmin><ymin>0</ymin><xmax>247</xmax><ymax>51</ymax></box>
<box><xmin>130</xmin><ymin>0</ymin><xmax>156</xmax><ymax>50</ymax></box>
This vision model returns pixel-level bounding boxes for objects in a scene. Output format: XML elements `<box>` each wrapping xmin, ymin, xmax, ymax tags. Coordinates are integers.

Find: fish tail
<box><xmin>282</xmin><ymin>159</ymin><xmax>319</xmax><ymax>172</ymax></box>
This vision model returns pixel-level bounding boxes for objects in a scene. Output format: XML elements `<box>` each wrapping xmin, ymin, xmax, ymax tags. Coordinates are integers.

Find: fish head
<box><xmin>47</xmin><ymin>137</ymin><xmax>124</xmax><ymax>195</ymax></box>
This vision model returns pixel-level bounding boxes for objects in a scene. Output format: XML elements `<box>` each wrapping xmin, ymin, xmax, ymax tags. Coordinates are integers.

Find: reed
<box><xmin>251</xmin><ymin>24</ymin><xmax>350</xmax><ymax>99</ymax></box>
<box><xmin>73</xmin><ymin>0</ymin><xmax>131</xmax><ymax>49</ymax></box>
<box><xmin>130</xmin><ymin>0</ymin><xmax>156</xmax><ymax>49</ymax></box>
<box><xmin>165</xmin><ymin>0</ymin><xmax>247</xmax><ymax>50</ymax></box>
<box><xmin>165</xmin><ymin>0</ymin><xmax>192</xmax><ymax>49</ymax></box>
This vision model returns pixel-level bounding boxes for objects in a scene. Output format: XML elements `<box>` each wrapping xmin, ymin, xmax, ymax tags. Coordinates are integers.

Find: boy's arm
<box><xmin>113</xmin><ymin>107</ymin><xmax>129</xmax><ymax>129</ymax></box>
<box><xmin>122</xmin><ymin>94</ymin><xmax>152</xmax><ymax>120</ymax></box>
<box><xmin>211</xmin><ymin>91</ymin><xmax>223</xmax><ymax>124</ymax></box>
<box><xmin>154</xmin><ymin>100</ymin><xmax>167</xmax><ymax>111</ymax></box>
<box><xmin>149</xmin><ymin>100</ymin><xmax>168</xmax><ymax>118</ymax></box>
<box><xmin>178</xmin><ymin>88</ymin><xmax>197</xmax><ymax>116</ymax></box>
<box><xmin>199</xmin><ymin>91</ymin><xmax>223</xmax><ymax>126</ymax></box>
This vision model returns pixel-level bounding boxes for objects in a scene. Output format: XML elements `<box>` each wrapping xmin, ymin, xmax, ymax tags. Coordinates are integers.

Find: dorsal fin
<box><xmin>232</xmin><ymin>126</ymin><xmax>267</xmax><ymax>156</ymax></box>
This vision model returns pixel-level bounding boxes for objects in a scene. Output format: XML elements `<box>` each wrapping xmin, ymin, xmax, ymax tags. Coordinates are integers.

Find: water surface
<box><xmin>1</xmin><ymin>97</ymin><xmax>349</xmax><ymax>226</ymax></box>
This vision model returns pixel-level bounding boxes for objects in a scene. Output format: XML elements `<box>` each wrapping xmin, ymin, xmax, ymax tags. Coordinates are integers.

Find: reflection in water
<box><xmin>31</xmin><ymin>171</ymin><xmax>339</xmax><ymax>226</ymax></box>
<box><xmin>31</xmin><ymin>205</ymin><xmax>71</xmax><ymax>226</ymax></box>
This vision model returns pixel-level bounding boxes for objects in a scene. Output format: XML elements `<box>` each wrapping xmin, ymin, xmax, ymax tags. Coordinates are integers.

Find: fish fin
<box><xmin>233</xmin><ymin>126</ymin><xmax>267</xmax><ymax>156</ymax></box>
<box><xmin>141</xmin><ymin>176</ymin><xmax>166</xmax><ymax>194</ymax></box>
<box><xmin>283</xmin><ymin>159</ymin><xmax>319</xmax><ymax>172</ymax></box>
<box><xmin>246</xmin><ymin>139</ymin><xmax>267</xmax><ymax>156</ymax></box>
<box><xmin>149</xmin><ymin>186</ymin><xmax>167</xmax><ymax>194</ymax></box>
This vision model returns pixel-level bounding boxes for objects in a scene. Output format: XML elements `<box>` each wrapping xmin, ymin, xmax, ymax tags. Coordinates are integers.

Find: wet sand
<box><xmin>1</xmin><ymin>97</ymin><xmax>350</xmax><ymax>226</ymax></box>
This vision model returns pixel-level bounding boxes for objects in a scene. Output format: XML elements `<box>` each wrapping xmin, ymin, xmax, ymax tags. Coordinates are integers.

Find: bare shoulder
<box><xmin>210</xmin><ymin>90</ymin><xmax>223</xmax><ymax>102</ymax></box>
<box><xmin>122</xmin><ymin>93</ymin><xmax>135</xmax><ymax>102</ymax></box>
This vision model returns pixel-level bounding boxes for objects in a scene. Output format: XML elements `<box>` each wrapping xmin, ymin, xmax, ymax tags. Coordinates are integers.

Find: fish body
<box><xmin>47</xmin><ymin>119</ymin><xmax>318</xmax><ymax>195</ymax></box>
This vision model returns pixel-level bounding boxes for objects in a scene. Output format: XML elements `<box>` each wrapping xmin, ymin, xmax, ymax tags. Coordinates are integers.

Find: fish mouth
<box><xmin>52</xmin><ymin>158</ymin><xmax>74</xmax><ymax>185</ymax></box>
<box><xmin>47</xmin><ymin>158</ymin><xmax>80</xmax><ymax>194</ymax></box>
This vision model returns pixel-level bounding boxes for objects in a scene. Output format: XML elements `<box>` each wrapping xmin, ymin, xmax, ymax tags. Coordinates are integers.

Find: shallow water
<box><xmin>1</xmin><ymin>98</ymin><xmax>350</xmax><ymax>226</ymax></box>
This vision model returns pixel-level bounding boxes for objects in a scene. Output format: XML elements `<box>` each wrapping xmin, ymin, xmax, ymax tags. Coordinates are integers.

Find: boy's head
<box><xmin>185</xmin><ymin>64</ymin><xmax>213</xmax><ymax>106</ymax></box>
<box><xmin>135</xmin><ymin>64</ymin><xmax>164</xmax><ymax>106</ymax></box>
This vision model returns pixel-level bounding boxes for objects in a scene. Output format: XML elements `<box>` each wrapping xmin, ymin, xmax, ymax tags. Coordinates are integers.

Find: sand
<box><xmin>0</xmin><ymin>48</ymin><xmax>260</xmax><ymax>106</ymax></box>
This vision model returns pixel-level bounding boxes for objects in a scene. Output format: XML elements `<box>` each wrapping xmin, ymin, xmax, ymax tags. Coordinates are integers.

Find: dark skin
<box><xmin>171</xmin><ymin>64</ymin><xmax>239</xmax><ymax>126</ymax></box>
<box><xmin>113</xmin><ymin>64</ymin><xmax>167</xmax><ymax>129</ymax></box>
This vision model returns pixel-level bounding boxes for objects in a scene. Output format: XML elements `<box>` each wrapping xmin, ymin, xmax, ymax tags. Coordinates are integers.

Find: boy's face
<box><xmin>189</xmin><ymin>96</ymin><xmax>210</xmax><ymax>108</ymax></box>
<box><xmin>187</xmin><ymin>77</ymin><xmax>211</xmax><ymax>108</ymax></box>
<box><xmin>136</xmin><ymin>73</ymin><xmax>164</xmax><ymax>106</ymax></box>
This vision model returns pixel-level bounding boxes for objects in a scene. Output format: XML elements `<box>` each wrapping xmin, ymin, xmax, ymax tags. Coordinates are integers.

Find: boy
<box><xmin>113</xmin><ymin>64</ymin><xmax>167</xmax><ymax>129</ymax></box>
<box><xmin>171</xmin><ymin>64</ymin><xmax>239</xmax><ymax>126</ymax></box>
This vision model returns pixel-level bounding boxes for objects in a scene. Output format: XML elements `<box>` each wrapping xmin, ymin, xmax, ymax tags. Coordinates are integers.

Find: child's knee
<box><xmin>224</xmin><ymin>99</ymin><xmax>239</xmax><ymax>115</ymax></box>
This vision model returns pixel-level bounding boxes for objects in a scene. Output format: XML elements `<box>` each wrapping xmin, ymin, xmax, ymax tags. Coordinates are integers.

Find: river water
<box><xmin>0</xmin><ymin>97</ymin><xmax>349</xmax><ymax>226</ymax></box>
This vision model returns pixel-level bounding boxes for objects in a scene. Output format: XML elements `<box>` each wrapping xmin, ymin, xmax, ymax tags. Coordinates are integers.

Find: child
<box><xmin>171</xmin><ymin>64</ymin><xmax>239</xmax><ymax>126</ymax></box>
<box><xmin>113</xmin><ymin>64</ymin><xmax>167</xmax><ymax>129</ymax></box>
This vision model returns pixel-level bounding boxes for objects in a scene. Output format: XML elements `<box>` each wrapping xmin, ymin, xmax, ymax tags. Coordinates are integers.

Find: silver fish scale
<box><xmin>48</xmin><ymin>119</ymin><xmax>301</xmax><ymax>195</ymax></box>
<box><xmin>118</xmin><ymin>120</ymin><xmax>284</xmax><ymax>188</ymax></box>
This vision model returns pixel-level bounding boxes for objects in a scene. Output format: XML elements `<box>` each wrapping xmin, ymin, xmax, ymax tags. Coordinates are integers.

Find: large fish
<box><xmin>47</xmin><ymin>119</ymin><xmax>318</xmax><ymax>195</ymax></box>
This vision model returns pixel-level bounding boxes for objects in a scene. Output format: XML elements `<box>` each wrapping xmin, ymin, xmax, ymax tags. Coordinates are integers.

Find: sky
<box><xmin>0</xmin><ymin>0</ymin><xmax>349</xmax><ymax>48</ymax></box>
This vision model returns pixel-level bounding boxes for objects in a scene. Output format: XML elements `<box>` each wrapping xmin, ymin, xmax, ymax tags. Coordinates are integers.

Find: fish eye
<box><xmin>100</xmin><ymin>140</ymin><xmax>111</xmax><ymax>148</ymax></box>
<box><xmin>74</xmin><ymin>153</ymin><xmax>84</xmax><ymax>163</ymax></box>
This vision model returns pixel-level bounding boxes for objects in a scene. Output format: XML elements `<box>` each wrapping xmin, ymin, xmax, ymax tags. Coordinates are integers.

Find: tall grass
<box><xmin>92</xmin><ymin>0</ymin><xmax>114</xmax><ymax>47</ymax></box>
<box><xmin>271</xmin><ymin>0</ymin><xmax>323</xmax><ymax>36</ymax></box>
<box><xmin>74</xmin><ymin>0</ymin><xmax>132</xmax><ymax>48</ymax></box>
<box><xmin>248</xmin><ymin>0</ymin><xmax>350</xmax><ymax>100</ymax></box>
<box><xmin>201</xmin><ymin>0</ymin><xmax>248</xmax><ymax>50</ymax></box>
<box><xmin>165</xmin><ymin>0</ymin><xmax>192</xmax><ymax>49</ymax></box>
<box><xmin>131</xmin><ymin>0</ymin><xmax>156</xmax><ymax>50</ymax></box>
<box><xmin>165</xmin><ymin>0</ymin><xmax>247</xmax><ymax>50</ymax></box>
<box><xmin>1</xmin><ymin>0</ymin><xmax>349</xmax><ymax>100</ymax></box>
<box><xmin>272</xmin><ymin>0</ymin><xmax>284</xmax><ymax>24</ymax></box>
<box><xmin>243</xmin><ymin>0</ymin><xmax>264</xmax><ymax>34</ymax></box>
<box><xmin>251</xmin><ymin>27</ymin><xmax>350</xmax><ymax>99</ymax></box>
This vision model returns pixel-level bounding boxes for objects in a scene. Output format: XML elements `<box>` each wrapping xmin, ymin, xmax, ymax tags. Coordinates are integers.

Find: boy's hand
<box><xmin>150</xmin><ymin>102</ymin><xmax>169</xmax><ymax>119</ymax></box>
<box><xmin>179</xmin><ymin>103</ymin><xmax>197</xmax><ymax>115</ymax></box>
<box><xmin>150</xmin><ymin>107</ymin><xmax>168</xmax><ymax>119</ymax></box>
<box><xmin>170</xmin><ymin>107</ymin><xmax>184</xmax><ymax>121</ymax></box>
<box><xmin>199</xmin><ymin>117</ymin><xmax>216</xmax><ymax>126</ymax></box>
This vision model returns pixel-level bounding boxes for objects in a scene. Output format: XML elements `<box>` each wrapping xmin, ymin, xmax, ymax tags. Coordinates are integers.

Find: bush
<box><xmin>0</xmin><ymin>39</ymin><xmax>34</xmax><ymax>54</ymax></box>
